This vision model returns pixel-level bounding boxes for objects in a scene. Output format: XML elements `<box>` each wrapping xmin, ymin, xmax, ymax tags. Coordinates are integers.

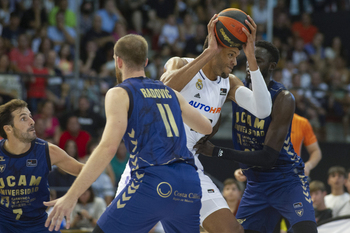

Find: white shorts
<box><xmin>116</xmin><ymin>162</ymin><xmax>230</xmax><ymax>226</ymax></box>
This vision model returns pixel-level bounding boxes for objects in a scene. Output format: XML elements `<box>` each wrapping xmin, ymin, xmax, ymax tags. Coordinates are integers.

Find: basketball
<box><xmin>214</xmin><ymin>8</ymin><xmax>251</xmax><ymax>48</ymax></box>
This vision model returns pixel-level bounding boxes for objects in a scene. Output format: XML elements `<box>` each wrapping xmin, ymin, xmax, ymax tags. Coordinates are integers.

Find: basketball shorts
<box><xmin>236</xmin><ymin>174</ymin><xmax>316</xmax><ymax>233</ymax></box>
<box><xmin>117</xmin><ymin>163</ymin><xmax>230</xmax><ymax>226</ymax></box>
<box><xmin>0</xmin><ymin>217</ymin><xmax>61</xmax><ymax>233</ymax></box>
<box><xmin>97</xmin><ymin>162</ymin><xmax>202</xmax><ymax>233</ymax></box>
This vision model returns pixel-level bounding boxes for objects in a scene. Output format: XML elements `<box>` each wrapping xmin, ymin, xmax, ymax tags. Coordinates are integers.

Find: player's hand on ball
<box><xmin>242</xmin><ymin>15</ymin><xmax>257</xmax><ymax>56</ymax></box>
<box><xmin>194</xmin><ymin>140</ymin><xmax>215</xmax><ymax>157</ymax></box>
<box><xmin>234</xmin><ymin>168</ymin><xmax>247</xmax><ymax>182</ymax></box>
<box><xmin>207</xmin><ymin>14</ymin><xmax>222</xmax><ymax>54</ymax></box>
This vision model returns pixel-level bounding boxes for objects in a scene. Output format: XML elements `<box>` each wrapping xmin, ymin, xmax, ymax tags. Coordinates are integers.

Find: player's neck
<box><xmin>331</xmin><ymin>188</ymin><xmax>345</xmax><ymax>196</ymax></box>
<box><xmin>202</xmin><ymin>64</ymin><xmax>218</xmax><ymax>81</ymax></box>
<box><xmin>4</xmin><ymin>138</ymin><xmax>32</xmax><ymax>155</ymax></box>
<box><xmin>122</xmin><ymin>70</ymin><xmax>146</xmax><ymax>81</ymax></box>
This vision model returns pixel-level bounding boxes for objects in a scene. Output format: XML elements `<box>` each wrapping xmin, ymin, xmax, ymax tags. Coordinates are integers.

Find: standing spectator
<box><xmin>292</xmin><ymin>13</ymin><xmax>318</xmax><ymax>44</ymax></box>
<box><xmin>71</xmin><ymin>186</ymin><xmax>106</xmax><ymax>229</ymax></box>
<box><xmin>9</xmin><ymin>33</ymin><xmax>34</xmax><ymax>72</ymax></box>
<box><xmin>96</xmin><ymin>0</ymin><xmax>125</xmax><ymax>33</ymax></box>
<box><xmin>34</xmin><ymin>100</ymin><xmax>61</xmax><ymax>145</ymax></box>
<box><xmin>2</xmin><ymin>12</ymin><xmax>24</xmax><ymax>48</ymax></box>
<box><xmin>325</xmin><ymin>166</ymin><xmax>350</xmax><ymax>218</ymax></box>
<box><xmin>222</xmin><ymin>178</ymin><xmax>243</xmax><ymax>216</ymax></box>
<box><xmin>59</xmin><ymin>115</ymin><xmax>91</xmax><ymax>158</ymax></box>
<box><xmin>310</xmin><ymin>181</ymin><xmax>333</xmax><ymax>223</ymax></box>
<box><xmin>48</xmin><ymin>0</ymin><xmax>76</xmax><ymax>27</ymax></box>
<box><xmin>20</xmin><ymin>0</ymin><xmax>47</xmax><ymax>33</ymax></box>
<box><xmin>47</xmin><ymin>10</ymin><xmax>76</xmax><ymax>52</ymax></box>
<box><xmin>26</xmin><ymin>53</ymin><xmax>48</xmax><ymax>113</ymax></box>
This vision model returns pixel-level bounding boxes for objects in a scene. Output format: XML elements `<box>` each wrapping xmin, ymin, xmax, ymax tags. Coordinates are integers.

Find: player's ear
<box><xmin>269</xmin><ymin>62</ymin><xmax>277</xmax><ymax>71</ymax></box>
<box><xmin>3</xmin><ymin>125</ymin><xmax>12</xmax><ymax>135</ymax></box>
<box><xmin>144</xmin><ymin>58</ymin><xmax>148</xmax><ymax>67</ymax></box>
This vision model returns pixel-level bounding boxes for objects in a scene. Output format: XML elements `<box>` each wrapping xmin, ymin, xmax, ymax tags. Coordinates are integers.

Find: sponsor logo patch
<box><xmin>295</xmin><ymin>209</ymin><xmax>304</xmax><ymax>217</ymax></box>
<box><xmin>293</xmin><ymin>202</ymin><xmax>303</xmax><ymax>208</ymax></box>
<box><xmin>26</xmin><ymin>159</ymin><xmax>37</xmax><ymax>167</ymax></box>
<box><xmin>194</xmin><ymin>93</ymin><xmax>201</xmax><ymax>98</ymax></box>
<box><xmin>220</xmin><ymin>88</ymin><xmax>227</xmax><ymax>95</ymax></box>
<box><xmin>196</xmin><ymin>79</ymin><xmax>203</xmax><ymax>90</ymax></box>
<box><xmin>207</xmin><ymin>189</ymin><xmax>215</xmax><ymax>193</ymax></box>
<box><xmin>0</xmin><ymin>164</ymin><xmax>5</xmax><ymax>173</ymax></box>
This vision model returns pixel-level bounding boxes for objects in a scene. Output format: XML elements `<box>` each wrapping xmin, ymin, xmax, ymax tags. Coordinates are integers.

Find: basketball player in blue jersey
<box><xmin>195</xmin><ymin>41</ymin><xmax>317</xmax><ymax>233</ymax></box>
<box><xmin>0</xmin><ymin>99</ymin><xmax>84</xmax><ymax>233</ymax></box>
<box><xmin>152</xmin><ymin>14</ymin><xmax>270</xmax><ymax>233</ymax></box>
<box><xmin>44</xmin><ymin>34</ymin><xmax>213</xmax><ymax>233</ymax></box>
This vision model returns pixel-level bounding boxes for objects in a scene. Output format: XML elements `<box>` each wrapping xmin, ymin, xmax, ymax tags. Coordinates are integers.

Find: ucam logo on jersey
<box><xmin>188</xmin><ymin>101</ymin><xmax>221</xmax><ymax>114</ymax></box>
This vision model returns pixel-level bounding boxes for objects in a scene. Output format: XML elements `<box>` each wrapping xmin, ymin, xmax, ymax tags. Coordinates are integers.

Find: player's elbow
<box><xmin>255</xmin><ymin>104</ymin><xmax>272</xmax><ymax>119</ymax></box>
<box><xmin>202</xmin><ymin>125</ymin><xmax>213</xmax><ymax>135</ymax></box>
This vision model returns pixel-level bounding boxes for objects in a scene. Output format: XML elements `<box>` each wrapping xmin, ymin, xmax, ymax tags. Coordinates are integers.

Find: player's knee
<box><xmin>292</xmin><ymin>220</ymin><xmax>317</xmax><ymax>233</ymax></box>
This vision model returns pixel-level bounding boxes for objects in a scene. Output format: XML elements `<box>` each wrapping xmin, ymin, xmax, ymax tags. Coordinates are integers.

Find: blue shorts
<box><xmin>236</xmin><ymin>174</ymin><xmax>315</xmax><ymax>233</ymax></box>
<box><xmin>97</xmin><ymin>162</ymin><xmax>202</xmax><ymax>233</ymax></box>
<box><xmin>0</xmin><ymin>218</ymin><xmax>60</xmax><ymax>233</ymax></box>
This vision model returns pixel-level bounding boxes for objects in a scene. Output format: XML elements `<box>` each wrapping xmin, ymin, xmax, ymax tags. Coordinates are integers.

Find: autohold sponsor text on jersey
<box><xmin>188</xmin><ymin>100</ymin><xmax>221</xmax><ymax>113</ymax></box>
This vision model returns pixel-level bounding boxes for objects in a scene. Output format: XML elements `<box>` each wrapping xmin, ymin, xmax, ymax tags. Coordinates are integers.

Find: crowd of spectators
<box><xmin>0</xmin><ymin>0</ymin><xmax>350</xmax><ymax>230</ymax></box>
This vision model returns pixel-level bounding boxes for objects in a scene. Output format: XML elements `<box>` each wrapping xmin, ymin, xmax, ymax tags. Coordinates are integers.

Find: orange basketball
<box><xmin>214</xmin><ymin>8</ymin><xmax>251</xmax><ymax>48</ymax></box>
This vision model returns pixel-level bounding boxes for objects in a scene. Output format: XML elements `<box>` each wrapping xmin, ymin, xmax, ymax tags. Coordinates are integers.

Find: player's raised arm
<box><xmin>49</xmin><ymin>143</ymin><xmax>84</xmax><ymax>176</ymax></box>
<box><xmin>160</xmin><ymin>14</ymin><xmax>221</xmax><ymax>91</ymax></box>
<box><xmin>175</xmin><ymin>90</ymin><xmax>212</xmax><ymax>135</ymax></box>
<box><xmin>226</xmin><ymin>15</ymin><xmax>272</xmax><ymax>119</ymax></box>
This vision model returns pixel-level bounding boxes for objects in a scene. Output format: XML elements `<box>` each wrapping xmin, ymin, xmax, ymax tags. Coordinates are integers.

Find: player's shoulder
<box><xmin>228</xmin><ymin>74</ymin><xmax>243</xmax><ymax>86</ymax></box>
<box><xmin>164</xmin><ymin>57</ymin><xmax>189</xmax><ymax>71</ymax></box>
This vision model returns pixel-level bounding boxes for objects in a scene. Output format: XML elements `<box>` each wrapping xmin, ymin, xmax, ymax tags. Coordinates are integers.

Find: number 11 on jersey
<box><xmin>157</xmin><ymin>103</ymin><xmax>179</xmax><ymax>137</ymax></box>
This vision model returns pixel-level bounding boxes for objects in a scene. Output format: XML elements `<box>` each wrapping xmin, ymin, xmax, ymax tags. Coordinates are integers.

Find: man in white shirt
<box><xmin>325</xmin><ymin>166</ymin><xmax>350</xmax><ymax>217</ymax></box>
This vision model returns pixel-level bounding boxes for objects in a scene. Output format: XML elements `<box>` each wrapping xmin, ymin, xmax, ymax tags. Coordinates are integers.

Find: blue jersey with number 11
<box><xmin>117</xmin><ymin>77</ymin><xmax>194</xmax><ymax>172</ymax></box>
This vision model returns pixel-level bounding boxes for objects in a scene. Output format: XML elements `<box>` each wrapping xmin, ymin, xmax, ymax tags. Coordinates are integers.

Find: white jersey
<box><xmin>181</xmin><ymin>58</ymin><xmax>230</xmax><ymax>171</ymax></box>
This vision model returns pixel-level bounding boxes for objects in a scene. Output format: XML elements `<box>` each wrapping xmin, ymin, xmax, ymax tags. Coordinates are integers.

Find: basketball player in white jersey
<box><xmin>115</xmin><ymin>15</ymin><xmax>271</xmax><ymax>233</ymax></box>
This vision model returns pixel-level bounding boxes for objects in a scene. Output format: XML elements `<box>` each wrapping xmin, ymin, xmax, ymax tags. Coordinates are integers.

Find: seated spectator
<box><xmin>71</xmin><ymin>186</ymin><xmax>106</xmax><ymax>229</ymax></box>
<box><xmin>32</xmin><ymin>28</ymin><xmax>50</xmax><ymax>54</ymax></box>
<box><xmin>252</xmin><ymin>0</ymin><xmax>268</xmax><ymax>25</ymax></box>
<box><xmin>110</xmin><ymin>141</ymin><xmax>129</xmax><ymax>187</ymax></box>
<box><xmin>57</xmin><ymin>43</ymin><xmax>73</xmax><ymax>76</ymax></box>
<box><xmin>304</xmin><ymin>32</ymin><xmax>325</xmax><ymax>64</ymax></box>
<box><xmin>273</xmin><ymin>12</ymin><xmax>293</xmax><ymax>46</ymax></box>
<box><xmin>222</xmin><ymin>178</ymin><xmax>243</xmax><ymax>216</ymax></box>
<box><xmin>80</xmin><ymin>40</ymin><xmax>99</xmax><ymax>77</ymax></box>
<box><xmin>291</xmin><ymin>13</ymin><xmax>318</xmax><ymax>44</ymax></box>
<box><xmin>346</xmin><ymin>169</ymin><xmax>350</xmax><ymax>193</ymax></box>
<box><xmin>1</xmin><ymin>12</ymin><xmax>23</xmax><ymax>48</ymax></box>
<box><xmin>59</xmin><ymin>115</ymin><xmax>91</xmax><ymax>158</ymax></box>
<box><xmin>48</xmin><ymin>139</ymin><xmax>78</xmax><ymax>198</ymax></box>
<box><xmin>288</xmin><ymin>37</ymin><xmax>308</xmax><ymax>66</ymax></box>
<box><xmin>47</xmin><ymin>10</ymin><xmax>76</xmax><ymax>52</ymax></box>
<box><xmin>79</xmin><ymin>0</ymin><xmax>94</xmax><ymax>35</ymax></box>
<box><xmin>324</xmin><ymin>37</ymin><xmax>346</xmax><ymax>64</ymax></box>
<box><xmin>48</xmin><ymin>0</ymin><xmax>76</xmax><ymax>27</ymax></box>
<box><xmin>0</xmin><ymin>54</ymin><xmax>21</xmax><ymax>101</ymax></box>
<box><xmin>83</xmin><ymin>140</ymin><xmax>115</xmax><ymax>205</ymax></box>
<box><xmin>310</xmin><ymin>180</ymin><xmax>333</xmax><ymax>223</ymax></box>
<box><xmin>82</xmin><ymin>14</ymin><xmax>114</xmax><ymax>50</ymax></box>
<box><xmin>178</xmin><ymin>12</ymin><xmax>196</xmax><ymax>43</ymax></box>
<box><xmin>297</xmin><ymin>61</ymin><xmax>311</xmax><ymax>88</ymax></box>
<box><xmin>72</xmin><ymin>96</ymin><xmax>105</xmax><ymax>139</ymax></box>
<box><xmin>34</xmin><ymin>100</ymin><xmax>61</xmax><ymax>144</ymax></box>
<box><xmin>96</xmin><ymin>0</ymin><xmax>125</xmax><ymax>33</ymax></box>
<box><xmin>158</xmin><ymin>14</ymin><xmax>180</xmax><ymax>52</ymax></box>
<box><xmin>0</xmin><ymin>0</ymin><xmax>12</xmax><ymax>27</ymax></box>
<box><xmin>46</xmin><ymin>189</ymin><xmax>67</xmax><ymax>230</ymax></box>
<box><xmin>112</xmin><ymin>21</ymin><xmax>136</xmax><ymax>42</ymax></box>
<box><xmin>26</xmin><ymin>53</ymin><xmax>48</xmax><ymax>113</ymax></box>
<box><xmin>325</xmin><ymin>166</ymin><xmax>350</xmax><ymax>217</ymax></box>
<box><xmin>182</xmin><ymin>23</ymin><xmax>206</xmax><ymax>58</ymax></box>
<box><xmin>9</xmin><ymin>33</ymin><xmax>35</xmax><ymax>72</ymax></box>
<box><xmin>0</xmin><ymin>37</ymin><xmax>8</xmax><ymax>58</ymax></box>
<box><xmin>20</xmin><ymin>0</ymin><xmax>47</xmax><ymax>33</ymax></box>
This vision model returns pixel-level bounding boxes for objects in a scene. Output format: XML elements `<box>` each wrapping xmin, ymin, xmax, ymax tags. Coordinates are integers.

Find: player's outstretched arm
<box><xmin>195</xmin><ymin>91</ymin><xmax>294</xmax><ymax>169</ymax></box>
<box><xmin>160</xmin><ymin>14</ymin><xmax>221</xmax><ymax>91</ymax></box>
<box><xmin>227</xmin><ymin>16</ymin><xmax>272</xmax><ymax>119</ymax></box>
<box><xmin>175</xmin><ymin>90</ymin><xmax>212</xmax><ymax>135</ymax></box>
<box><xmin>44</xmin><ymin>87</ymin><xmax>129</xmax><ymax>231</ymax></box>
<box><xmin>49</xmin><ymin>143</ymin><xmax>84</xmax><ymax>176</ymax></box>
